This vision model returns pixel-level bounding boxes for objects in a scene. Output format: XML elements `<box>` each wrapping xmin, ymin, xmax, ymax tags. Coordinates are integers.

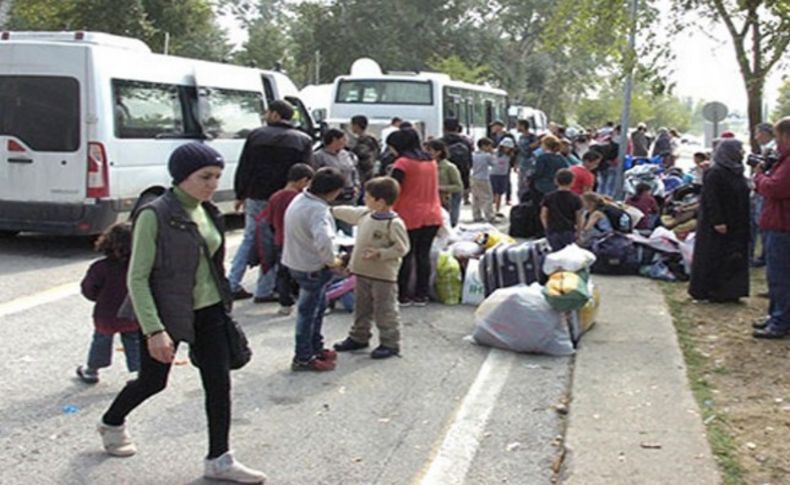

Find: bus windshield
<box><xmin>335</xmin><ymin>80</ymin><xmax>432</xmax><ymax>105</ymax></box>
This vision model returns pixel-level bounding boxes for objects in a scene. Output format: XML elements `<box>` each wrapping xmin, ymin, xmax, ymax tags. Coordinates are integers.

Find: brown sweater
<box><xmin>331</xmin><ymin>207</ymin><xmax>410</xmax><ymax>282</ymax></box>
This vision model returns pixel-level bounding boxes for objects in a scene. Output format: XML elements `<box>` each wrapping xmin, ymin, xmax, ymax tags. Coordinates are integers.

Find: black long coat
<box><xmin>688</xmin><ymin>164</ymin><xmax>750</xmax><ymax>301</ymax></box>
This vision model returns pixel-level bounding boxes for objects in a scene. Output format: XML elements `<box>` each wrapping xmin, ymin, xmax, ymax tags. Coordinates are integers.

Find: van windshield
<box><xmin>336</xmin><ymin>80</ymin><xmax>432</xmax><ymax>105</ymax></box>
<box><xmin>0</xmin><ymin>76</ymin><xmax>80</xmax><ymax>152</ymax></box>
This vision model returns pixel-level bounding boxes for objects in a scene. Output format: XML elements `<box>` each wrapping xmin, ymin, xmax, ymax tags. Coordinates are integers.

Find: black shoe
<box><xmin>333</xmin><ymin>337</ymin><xmax>369</xmax><ymax>352</ymax></box>
<box><xmin>752</xmin><ymin>317</ymin><xmax>770</xmax><ymax>330</ymax></box>
<box><xmin>76</xmin><ymin>365</ymin><xmax>99</xmax><ymax>384</ymax></box>
<box><xmin>231</xmin><ymin>289</ymin><xmax>253</xmax><ymax>301</ymax></box>
<box><xmin>253</xmin><ymin>294</ymin><xmax>278</xmax><ymax>304</ymax></box>
<box><xmin>753</xmin><ymin>327</ymin><xmax>790</xmax><ymax>339</ymax></box>
<box><xmin>413</xmin><ymin>297</ymin><xmax>429</xmax><ymax>307</ymax></box>
<box><xmin>370</xmin><ymin>345</ymin><xmax>400</xmax><ymax>359</ymax></box>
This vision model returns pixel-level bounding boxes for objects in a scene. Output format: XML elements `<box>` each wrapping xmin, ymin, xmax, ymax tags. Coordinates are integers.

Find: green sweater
<box><xmin>128</xmin><ymin>187</ymin><xmax>223</xmax><ymax>336</ymax></box>
<box><xmin>438</xmin><ymin>159</ymin><xmax>464</xmax><ymax>194</ymax></box>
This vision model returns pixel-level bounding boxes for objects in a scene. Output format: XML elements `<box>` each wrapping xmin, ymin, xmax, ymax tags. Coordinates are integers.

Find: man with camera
<box><xmin>753</xmin><ymin>117</ymin><xmax>790</xmax><ymax>339</ymax></box>
<box><xmin>748</xmin><ymin>123</ymin><xmax>779</xmax><ymax>266</ymax></box>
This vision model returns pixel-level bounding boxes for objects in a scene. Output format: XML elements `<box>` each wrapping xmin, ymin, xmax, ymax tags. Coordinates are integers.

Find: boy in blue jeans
<box><xmin>282</xmin><ymin>167</ymin><xmax>346</xmax><ymax>372</ymax></box>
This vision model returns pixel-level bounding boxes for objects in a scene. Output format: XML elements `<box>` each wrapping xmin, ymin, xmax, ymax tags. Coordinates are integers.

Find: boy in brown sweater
<box><xmin>331</xmin><ymin>177</ymin><xmax>411</xmax><ymax>359</ymax></box>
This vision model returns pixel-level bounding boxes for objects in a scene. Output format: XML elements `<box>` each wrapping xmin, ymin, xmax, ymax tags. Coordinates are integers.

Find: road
<box><xmin>0</xmin><ymin>220</ymin><xmax>571</xmax><ymax>485</ymax></box>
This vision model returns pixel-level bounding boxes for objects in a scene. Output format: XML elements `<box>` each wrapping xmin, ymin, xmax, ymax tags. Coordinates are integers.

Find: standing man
<box><xmin>516</xmin><ymin>119</ymin><xmax>540</xmax><ymax>199</ymax></box>
<box><xmin>380</xmin><ymin>117</ymin><xmax>402</xmax><ymax>152</ymax></box>
<box><xmin>230</xmin><ymin>100</ymin><xmax>313</xmax><ymax>302</ymax></box>
<box><xmin>631</xmin><ymin>123</ymin><xmax>649</xmax><ymax>157</ymax></box>
<box><xmin>440</xmin><ymin>118</ymin><xmax>474</xmax><ymax>205</ymax></box>
<box><xmin>348</xmin><ymin>115</ymin><xmax>380</xmax><ymax>185</ymax></box>
<box><xmin>313</xmin><ymin>129</ymin><xmax>361</xmax><ymax>235</ymax></box>
<box><xmin>489</xmin><ymin>120</ymin><xmax>514</xmax><ymax>145</ymax></box>
<box><xmin>753</xmin><ymin>118</ymin><xmax>790</xmax><ymax>339</ymax></box>
<box><xmin>750</xmin><ymin>122</ymin><xmax>778</xmax><ymax>266</ymax></box>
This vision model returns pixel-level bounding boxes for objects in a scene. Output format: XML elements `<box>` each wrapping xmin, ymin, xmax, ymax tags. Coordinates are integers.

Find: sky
<box><xmin>219</xmin><ymin>5</ymin><xmax>787</xmax><ymax>117</ymax></box>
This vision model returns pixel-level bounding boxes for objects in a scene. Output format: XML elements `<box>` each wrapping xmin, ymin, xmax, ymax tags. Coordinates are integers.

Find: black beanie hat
<box><xmin>168</xmin><ymin>142</ymin><xmax>225</xmax><ymax>184</ymax></box>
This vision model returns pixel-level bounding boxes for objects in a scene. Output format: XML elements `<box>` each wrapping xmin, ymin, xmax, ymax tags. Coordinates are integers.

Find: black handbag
<box><xmin>225</xmin><ymin>314</ymin><xmax>252</xmax><ymax>370</ymax></box>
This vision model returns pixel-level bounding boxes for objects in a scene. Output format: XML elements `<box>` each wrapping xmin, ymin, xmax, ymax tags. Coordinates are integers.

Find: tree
<box><xmin>673</xmin><ymin>0</ymin><xmax>790</xmax><ymax>151</ymax></box>
<box><xmin>773</xmin><ymin>79</ymin><xmax>790</xmax><ymax>120</ymax></box>
<box><xmin>427</xmin><ymin>55</ymin><xmax>491</xmax><ymax>84</ymax></box>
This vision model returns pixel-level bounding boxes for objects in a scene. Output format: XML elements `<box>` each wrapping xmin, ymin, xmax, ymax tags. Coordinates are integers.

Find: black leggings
<box><xmin>103</xmin><ymin>304</ymin><xmax>231</xmax><ymax>459</ymax></box>
<box><xmin>398</xmin><ymin>225</ymin><xmax>440</xmax><ymax>299</ymax></box>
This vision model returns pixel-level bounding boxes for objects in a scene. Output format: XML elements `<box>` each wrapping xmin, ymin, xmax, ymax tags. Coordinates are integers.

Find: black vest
<box><xmin>142</xmin><ymin>190</ymin><xmax>231</xmax><ymax>343</ymax></box>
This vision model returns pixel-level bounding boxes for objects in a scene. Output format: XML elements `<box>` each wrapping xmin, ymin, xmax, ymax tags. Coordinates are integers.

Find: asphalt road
<box><xmin>0</xmin><ymin>218</ymin><xmax>571</xmax><ymax>485</ymax></box>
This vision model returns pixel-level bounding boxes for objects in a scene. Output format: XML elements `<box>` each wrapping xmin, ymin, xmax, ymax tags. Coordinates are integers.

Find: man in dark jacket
<box><xmin>228</xmin><ymin>100</ymin><xmax>313</xmax><ymax>302</ymax></box>
<box><xmin>440</xmin><ymin>118</ymin><xmax>474</xmax><ymax>204</ymax></box>
<box><xmin>753</xmin><ymin>117</ymin><xmax>790</xmax><ymax>339</ymax></box>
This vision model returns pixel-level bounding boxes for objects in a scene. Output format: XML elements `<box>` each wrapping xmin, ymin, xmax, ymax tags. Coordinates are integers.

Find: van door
<box><xmin>0</xmin><ymin>45</ymin><xmax>86</xmax><ymax>203</ymax></box>
<box><xmin>193</xmin><ymin>64</ymin><xmax>266</xmax><ymax>201</ymax></box>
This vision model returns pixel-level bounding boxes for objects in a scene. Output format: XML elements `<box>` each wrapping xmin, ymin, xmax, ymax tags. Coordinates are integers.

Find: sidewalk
<box><xmin>562</xmin><ymin>276</ymin><xmax>721</xmax><ymax>485</ymax></box>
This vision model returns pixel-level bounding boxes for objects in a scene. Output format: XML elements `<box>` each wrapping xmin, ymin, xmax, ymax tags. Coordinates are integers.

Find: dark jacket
<box><xmin>81</xmin><ymin>257</ymin><xmax>139</xmax><ymax>334</ymax></box>
<box><xmin>755</xmin><ymin>147</ymin><xmax>790</xmax><ymax>232</ymax></box>
<box><xmin>144</xmin><ymin>190</ymin><xmax>232</xmax><ymax>343</ymax></box>
<box><xmin>234</xmin><ymin>122</ymin><xmax>313</xmax><ymax>201</ymax></box>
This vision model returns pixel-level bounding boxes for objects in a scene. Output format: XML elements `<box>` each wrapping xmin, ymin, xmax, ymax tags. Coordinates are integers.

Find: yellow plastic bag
<box><xmin>543</xmin><ymin>271</ymin><xmax>591</xmax><ymax>312</ymax></box>
<box><xmin>475</xmin><ymin>231</ymin><xmax>516</xmax><ymax>250</ymax></box>
<box><xmin>435</xmin><ymin>252</ymin><xmax>462</xmax><ymax>305</ymax></box>
<box><xmin>578</xmin><ymin>285</ymin><xmax>601</xmax><ymax>333</ymax></box>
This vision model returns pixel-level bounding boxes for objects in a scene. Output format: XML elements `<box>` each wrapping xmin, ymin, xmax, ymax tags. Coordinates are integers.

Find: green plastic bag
<box><xmin>542</xmin><ymin>271</ymin><xmax>591</xmax><ymax>312</ymax></box>
<box><xmin>435</xmin><ymin>252</ymin><xmax>462</xmax><ymax>305</ymax></box>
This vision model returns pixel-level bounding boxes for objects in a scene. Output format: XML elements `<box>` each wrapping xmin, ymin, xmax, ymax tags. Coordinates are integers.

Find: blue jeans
<box><xmin>449</xmin><ymin>192</ymin><xmax>462</xmax><ymax>227</ymax></box>
<box><xmin>228</xmin><ymin>199</ymin><xmax>275</xmax><ymax>297</ymax></box>
<box><xmin>290</xmin><ymin>268</ymin><xmax>334</xmax><ymax>362</ymax></box>
<box><xmin>598</xmin><ymin>166</ymin><xmax>617</xmax><ymax>197</ymax></box>
<box><xmin>87</xmin><ymin>331</ymin><xmax>140</xmax><ymax>372</ymax></box>
<box><xmin>764</xmin><ymin>230</ymin><xmax>790</xmax><ymax>331</ymax></box>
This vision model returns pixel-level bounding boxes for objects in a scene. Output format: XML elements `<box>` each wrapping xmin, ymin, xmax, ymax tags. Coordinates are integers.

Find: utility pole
<box><xmin>315</xmin><ymin>50</ymin><xmax>321</xmax><ymax>85</ymax></box>
<box><xmin>163</xmin><ymin>32</ymin><xmax>170</xmax><ymax>56</ymax></box>
<box><xmin>614</xmin><ymin>0</ymin><xmax>638</xmax><ymax>201</ymax></box>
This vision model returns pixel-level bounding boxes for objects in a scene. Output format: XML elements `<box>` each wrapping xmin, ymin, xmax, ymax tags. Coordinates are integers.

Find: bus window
<box><xmin>199</xmin><ymin>88</ymin><xmax>264</xmax><ymax>139</ymax></box>
<box><xmin>336</xmin><ymin>80</ymin><xmax>432</xmax><ymax>105</ymax></box>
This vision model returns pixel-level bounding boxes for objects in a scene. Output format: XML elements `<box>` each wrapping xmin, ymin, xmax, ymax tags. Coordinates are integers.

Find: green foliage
<box><xmin>7</xmin><ymin>0</ymin><xmax>230</xmax><ymax>61</ymax></box>
<box><xmin>427</xmin><ymin>55</ymin><xmax>491</xmax><ymax>84</ymax></box>
<box><xmin>773</xmin><ymin>80</ymin><xmax>790</xmax><ymax>120</ymax></box>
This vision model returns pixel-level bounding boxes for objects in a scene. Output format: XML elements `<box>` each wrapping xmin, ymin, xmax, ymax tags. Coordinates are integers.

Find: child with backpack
<box><xmin>540</xmin><ymin>169</ymin><xmax>583</xmax><ymax>251</ymax></box>
<box><xmin>332</xmin><ymin>177</ymin><xmax>411</xmax><ymax>359</ymax></box>
<box><xmin>76</xmin><ymin>223</ymin><xmax>140</xmax><ymax>384</ymax></box>
<box><xmin>265</xmin><ymin>163</ymin><xmax>315</xmax><ymax>316</ymax></box>
<box><xmin>471</xmin><ymin>137</ymin><xmax>496</xmax><ymax>223</ymax></box>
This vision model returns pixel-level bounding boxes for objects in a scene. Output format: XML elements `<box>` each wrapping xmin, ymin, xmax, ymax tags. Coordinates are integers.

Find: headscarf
<box><xmin>386</xmin><ymin>128</ymin><xmax>431</xmax><ymax>160</ymax></box>
<box><xmin>713</xmin><ymin>139</ymin><xmax>744</xmax><ymax>174</ymax></box>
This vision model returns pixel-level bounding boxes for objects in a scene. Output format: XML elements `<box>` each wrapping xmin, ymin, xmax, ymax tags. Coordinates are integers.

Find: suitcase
<box><xmin>480</xmin><ymin>239</ymin><xmax>551</xmax><ymax>296</ymax></box>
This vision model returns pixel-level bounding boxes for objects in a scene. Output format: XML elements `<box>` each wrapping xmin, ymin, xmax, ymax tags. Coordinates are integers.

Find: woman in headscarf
<box><xmin>688</xmin><ymin>139</ymin><xmax>751</xmax><ymax>303</ymax></box>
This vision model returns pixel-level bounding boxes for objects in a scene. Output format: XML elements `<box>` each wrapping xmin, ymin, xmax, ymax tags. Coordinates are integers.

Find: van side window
<box><xmin>112</xmin><ymin>80</ymin><xmax>188</xmax><ymax>139</ymax></box>
<box><xmin>0</xmin><ymin>75</ymin><xmax>80</xmax><ymax>152</ymax></box>
<box><xmin>199</xmin><ymin>88</ymin><xmax>264</xmax><ymax>139</ymax></box>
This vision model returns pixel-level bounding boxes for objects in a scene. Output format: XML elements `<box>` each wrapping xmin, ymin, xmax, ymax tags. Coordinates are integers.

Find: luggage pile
<box><xmin>472</xmin><ymin>244</ymin><xmax>600</xmax><ymax>356</ymax></box>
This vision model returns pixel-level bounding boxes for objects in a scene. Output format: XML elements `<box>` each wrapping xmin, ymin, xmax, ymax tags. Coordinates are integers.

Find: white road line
<box><xmin>0</xmin><ymin>233</ymin><xmax>245</xmax><ymax>319</ymax></box>
<box><xmin>418</xmin><ymin>348</ymin><xmax>516</xmax><ymax>485</ymax></box>
<box><xmin>0</xmin><ymin>283</ymin><xmax>80</xmax><ymax>318</ymax></box>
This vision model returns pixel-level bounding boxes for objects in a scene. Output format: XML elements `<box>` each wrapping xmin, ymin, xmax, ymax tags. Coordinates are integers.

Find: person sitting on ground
<box><xmin>282</xmin><ymin>167</ymin><xmax>347</xmax><ymax>372</ymax></box>
<box><xmin>425</xmin><ymin>139</ymin><xmax>463</xmax><ymax>226</ymax></box>
<box><xmin>332</xmin><ymin>177</ymin><xmax>411</xmax><ymax>359</ymax></box>
<box><xmin>76</xmin><ymin>223</ymin><xmax>140</xmax><ymax>384</ymax></box>
<box><xmin>264</xmin><ymin>163</ymin><xmax>315</xmax><ymax>316</ymax></box>
<box><xmin>470</xmin><ymin>137</ymin><xmax>497</xmax><ymax>223</ymax></box>
<box><xmin>540</xmin><ymin>169</ymin><xmax>584</xmax><ymax>251</ymax></box>
<box><xmin>578</xmin><ymin>192</ymin><xmax>615</xmax><ymax>248</ymax></box>
<box><xmin>491</xmin><ymin>138</ymin><xmax>516</xmax><ymax>217</ymax></box>
<box><xmin>569</xmin><ymin>151</ymin><xmax>601</xmax><ymax>195</ymax></box>
<box><xmin>626</xmin><ymin>182</ymin><xmax>660</xmax><ymax>230</ymax></box>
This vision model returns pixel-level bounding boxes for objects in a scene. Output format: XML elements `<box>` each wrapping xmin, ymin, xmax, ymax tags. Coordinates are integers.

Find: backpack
<box><xmin>447</xmin><ymin>140</ymin><xmax>472</xmax><ymax>172</ymax></box>
<box><xmin>248</xmin><ymin>206</ymin><xmax>276</xmax><ymax>272</ymax></box>
<box><xmin>601</xmin><ymin>204</ymin><xmax>633</xmax><ymax>233</ymax></box>
<box><xmin>508</xmin><ymin>200</ymin><xmax>544</xmax><ymax>238</ymax></box>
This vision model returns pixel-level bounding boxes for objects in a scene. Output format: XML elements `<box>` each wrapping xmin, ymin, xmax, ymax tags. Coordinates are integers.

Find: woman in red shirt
<box><xmin>388</xmin><ymin>129</ymin><xmax>444</xmax><ymax>306</ymax></box>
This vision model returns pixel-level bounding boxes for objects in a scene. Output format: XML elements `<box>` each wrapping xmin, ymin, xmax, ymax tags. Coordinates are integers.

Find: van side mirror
<box><xmin>312</xmin><ymin>108</ymin><xmax>326</xmax><ymax>123</ymax></box>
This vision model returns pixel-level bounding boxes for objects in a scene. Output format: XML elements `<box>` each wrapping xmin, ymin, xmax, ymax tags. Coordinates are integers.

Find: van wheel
<box><xmin>0</xmin><ymin>230</ymin><xmax>19</xmax><ymax>238</ymax></box>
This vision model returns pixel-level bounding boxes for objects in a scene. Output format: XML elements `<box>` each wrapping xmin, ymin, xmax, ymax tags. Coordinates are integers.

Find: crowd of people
<box><xmin>71</xmin><ymin>94</ymin><xmax>790</xmax><ymax>483</ymax></box>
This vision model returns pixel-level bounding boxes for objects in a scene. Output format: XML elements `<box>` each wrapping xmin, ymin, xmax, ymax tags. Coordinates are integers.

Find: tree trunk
<box><xmin>745</xmin><ymin>77</ymin><xmax>763</xmax><ymax>154</ymax></box>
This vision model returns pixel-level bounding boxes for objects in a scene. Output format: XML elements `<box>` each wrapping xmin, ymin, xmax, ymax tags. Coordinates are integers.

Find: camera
<box><xmin>747</xmin><ymin>153</ymin><xmax>778</xmax><ymax>171</ymax></box>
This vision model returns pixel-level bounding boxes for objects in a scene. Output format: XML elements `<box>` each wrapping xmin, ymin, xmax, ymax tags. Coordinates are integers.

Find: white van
<box><xmin>0</xmin><ymin>31</ymin><xmax>317</xmax><ymax>236</ymax></box>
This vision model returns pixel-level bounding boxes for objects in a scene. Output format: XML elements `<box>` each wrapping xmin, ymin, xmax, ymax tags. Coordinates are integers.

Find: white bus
<box><xmin>0</xmin><ymin>31</ymin><xmax>318</xmax><ymax>236</ymax></box>
<box><xmin>326</xmin><ymin>58</ymin><xmax>508</xmax><ymax>141</ymax></box>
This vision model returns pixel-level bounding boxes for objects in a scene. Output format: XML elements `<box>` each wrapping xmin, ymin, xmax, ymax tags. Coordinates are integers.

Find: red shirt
<box><xmin>266</xmin><ymin>188</ymin><xmax>300</xmax><ymax>246</ymax></box>
<box><xmin>392</xmin><ymin>157</ymin><xmax>443</xmax><ymax>230</ymax></box>
<box><xmin>569</xmin><ymin>165</ymin><xmax>595</xmax><ymax>195</ymax></box>
<box><xmin>755</xmin><ymin>148</ymin><xmax>790</xmax><ymax>232</ymax></box>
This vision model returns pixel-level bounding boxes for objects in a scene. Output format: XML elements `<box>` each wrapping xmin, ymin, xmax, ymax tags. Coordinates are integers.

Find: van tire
<box><xmin>0</xmin><ymin>230</ymin><xmax>19</xmax><ymax>238</ymax></box>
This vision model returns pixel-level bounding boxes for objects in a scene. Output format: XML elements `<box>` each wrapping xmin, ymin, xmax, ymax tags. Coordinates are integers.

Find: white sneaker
<box><xmin>277</xmin><ymin>305</ymin><xmax>292</xmax><ymax>316</ymax></box>
<box><xmin>97</xmin><ymin>422</ymin><xmax>137</xmax><ymax>457</ymax></box>
<box><xmin>204</xmin><ymin>451</ymin><xmax>267</xmax><ymax>484</ymax></box>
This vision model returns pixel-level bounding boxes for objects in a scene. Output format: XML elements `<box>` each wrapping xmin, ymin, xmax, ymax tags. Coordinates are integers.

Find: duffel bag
<box><xmin>590</xmin><ymin>234</ymin><xmax>640</xmax><ymax>275</ymax></box>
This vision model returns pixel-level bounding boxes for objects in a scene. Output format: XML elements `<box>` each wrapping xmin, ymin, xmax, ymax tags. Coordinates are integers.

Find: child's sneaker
<box><xmin>76</xmin><ymin>365</ymin><xmax>99</xmax><ymax>384</ymax></box>
<box><xmin>318</xmin><ymin>348</ymin><xmax>338</xmax><ymax>361</ymax></box>
<box><xmin>291</xmin><ymin>357</ymin><xmax>335</xmax><ymax>372</ymax></box>
<box><xmin>371</xmin><ymin>345</ymin><xmax>400</xmax><ymax>360</ymax></box>
<box><xmin>204</xmin><ymin>451</ymin><xmax>267</xmax><ymax>484</ymax></box>
<box><xmin>97</xmin><ymin>422</ymin><xmax>137</xmax><ymax>457</ymax></box>
<box><xmin>333</xmin><ymin>337</ymin><xmax>369</xmax><ymax>352</ymax></box>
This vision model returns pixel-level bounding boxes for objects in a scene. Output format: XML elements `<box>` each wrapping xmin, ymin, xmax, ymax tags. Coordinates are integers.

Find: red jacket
<box><xmin>756</xmin><ymin>146</ymin><xmax>790</xmax><ymax>232</ymax></box>
<box><xmin>392</xmin><ymin>157</ymin><xmax>443</xmax><ymax>230</ymax></box>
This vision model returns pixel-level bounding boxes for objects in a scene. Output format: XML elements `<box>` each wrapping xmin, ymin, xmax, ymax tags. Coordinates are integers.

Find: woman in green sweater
<box><xmin>98</xmin><ymin>143</ymin><xmax>266</xmax><ymax>484</ymax></box>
